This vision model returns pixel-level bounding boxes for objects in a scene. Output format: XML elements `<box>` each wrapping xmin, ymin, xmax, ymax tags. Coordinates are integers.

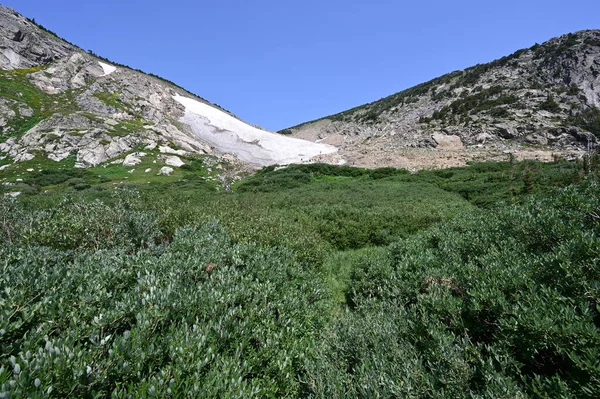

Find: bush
<box><xmin>0</xmin><ymin>161</ymin><xmax>596</xmax><ymax>397</ymax></box>
<box><xmin>539</xmin><ymin>95</ymin><xmax>561</xmax><ymax>113</ymax></box>
<box><xmin>308</xmin><ymin>182</ymin><xmax>600</xmax><ymax>397</ymax></box>
<box><xmin>0</xmin><ymin>210</ymin><xmax>330</xmax><ymax>397</ymax></box>
<box><xmin>25</xmin><ymin>169</ymin><xmax>88</xmax><ymax>187</ymax></box>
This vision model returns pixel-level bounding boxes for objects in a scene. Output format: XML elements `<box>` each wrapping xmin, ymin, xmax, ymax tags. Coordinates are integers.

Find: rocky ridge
<box><xmin>284</xmin><ymin>30</ymin><xmax>600</xmax><ymax>169</ymax></box>
<box><xmin>0</xmin><ymin>5</ymin><xmax>335</xmax><ymax>175</ymax></box>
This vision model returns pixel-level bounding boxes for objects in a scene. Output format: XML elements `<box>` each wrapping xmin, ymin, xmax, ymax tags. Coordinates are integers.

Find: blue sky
<box><xmin>4</xmin><ymin>0</ymin><xmax>600</xmax><ymax>131</ymax></box>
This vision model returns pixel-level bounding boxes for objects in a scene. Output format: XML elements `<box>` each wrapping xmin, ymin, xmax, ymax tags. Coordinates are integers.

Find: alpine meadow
<box><xmin>1</xmin><ymin>4</ymin><xmax>600</xmax><ymax>399</ymax></box>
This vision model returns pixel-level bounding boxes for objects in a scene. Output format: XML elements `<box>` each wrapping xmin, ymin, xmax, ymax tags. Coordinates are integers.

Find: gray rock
<box><xmin>525</xmin><ymin>133</ymin><xmax>548</xmax><ymax>146</ymax></box>
<box><xmin>123</xmin><ymin>153</ymin><xmax>145</xmax><ymax>167</ymax></box>
<box><xmin>475</xmin><ymin>133</ymin><xmax>494</xmax><ymax>144</ymax></box>
<box><xmin>494</xmin><ymin>124</ymin><xmax>518</xmax><ymax>139</ymax></box>
<box><xmin>157</xmin><ymin>166</ymin><xmax>174</xmax><ymax>176</ymax></box>
<box><xmin>0</xmin><ymin>6</ymin><xmax>75</xmax><ymax>69</ymax></box>
<box><xmin>569</xmin><ymin>127</ymin><xmax>597</xmax><ymax>146</ymax></box>
<box><xmin>160</xmin><ymin>155</ymin><xmax>185</xmax><ymax>167</ymax></box>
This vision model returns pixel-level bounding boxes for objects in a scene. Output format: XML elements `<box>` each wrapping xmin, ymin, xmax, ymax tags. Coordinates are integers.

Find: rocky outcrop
<box><xmin>0</xmin><ymin>7</ymin><xmax>75</xmax><ymax>69</ymax></box>
<box><xmin>0</xmin><ymin>5</ymin><xmax>332</xmax><ymax>170</ymax></box>
<box><xmin>285</xmin><ymin>30</ymin><xmax>600</xmax><ymax>167</ymax></box>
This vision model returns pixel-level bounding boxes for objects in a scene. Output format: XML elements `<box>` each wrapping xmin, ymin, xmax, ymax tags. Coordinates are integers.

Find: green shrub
<box><xmin>0</xmin><ymin>221</ymin><xmax>330</xmax><ymax>397</ymax></box>
<box><xmin>25</xmin><ymin>169</ymin><xmax>87</xmax><ymax>187</ymax></box>
<box><xmin>0</xmin><ymin>161</ymin><xmax>595</xmax><ymax>397</ymax></box>
<box><xmin>309</xmin><ymin>182</ymin><xmax>600</xmax><ymax>397</ymax></box>
<box><xmin>539</xmin><ymin>95</ymin><xmax>561</xmax><ymax>113</ymax></box>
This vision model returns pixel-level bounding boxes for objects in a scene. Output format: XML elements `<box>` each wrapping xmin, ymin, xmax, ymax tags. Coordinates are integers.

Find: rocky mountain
<box><xmin>282</xmin><ymin>30</ymin><xmax>600</xmax><ymax>169</ymax></box>
<box><xmin>1</xmin><ymin>5</ymin><xmax>599</xmax><ymax>175</ymax></box>
<box><xmin>0</xmin><ymin>5</ymin><xmax>337</xmax><ymax>176</ymax></box>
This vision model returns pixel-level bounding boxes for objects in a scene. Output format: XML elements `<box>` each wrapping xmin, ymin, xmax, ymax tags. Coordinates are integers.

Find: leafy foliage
<box><xmin>1</xmin><ymin>161</ymin><xmax>599</xmax><ymax>397</ymax></box>
<box><xmin>539</xmin><ymin>95</ymin><xmax>561</xmax><ymax>113</ymax></box>
<box><xmin>0</xmin><ymin>217</ymin><xmax>330</xmax><ymax>397</ymax></box>
<box><xmin>307</xmin><ymin>182</ymin><xmax>600</xmax><ymax>398</ymax></box>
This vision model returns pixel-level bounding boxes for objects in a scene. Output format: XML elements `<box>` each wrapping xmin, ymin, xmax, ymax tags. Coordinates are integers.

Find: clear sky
<box><xmin>3</xmin><ymin>0</ymin><xmax>600</xmax><ymax>131</ymax></box>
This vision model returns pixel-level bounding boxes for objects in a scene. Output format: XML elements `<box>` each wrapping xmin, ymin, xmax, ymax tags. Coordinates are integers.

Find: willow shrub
<box><xmin>0</xmin><ymin>218</ymin><xmax>330</xmax><ymax>397</ymax></box>
<box><xmin>308</xmin><ymin>182</ymin><xmax>600</xmax><ymax>398</ymax></box>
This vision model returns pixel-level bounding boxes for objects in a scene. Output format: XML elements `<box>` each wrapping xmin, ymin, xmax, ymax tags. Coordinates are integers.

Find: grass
<box><xmin>323</xmin><ymin>247</ymin><xmax>387</xmax><ymax>307</ymax></box>
<box><xmin>0</xmin><ymin>67</ymin><xmax>81</xmax><ymax>140</ymax></box>
<box><xmin>106</xmin><ymin>119</ymin><xmax>147</xmax><ymax>137</ymax></box>
<box><xmin>93</xmin><ymin>91</ymin><xmax>142</xmax><ymax>118</ymax></box>
<box><xmin>0</xmin><ymin>150</ymin><xmax>223</xmax><ymax>195</ymax></box>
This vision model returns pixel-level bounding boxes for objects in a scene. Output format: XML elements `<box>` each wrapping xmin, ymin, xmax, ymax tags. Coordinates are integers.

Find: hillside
<box><xmin>0</xmin><ymin>5</ymin><xmax>336</xmax><ymax>182</ymax></box>
<box><xmin>283</xmin><ymin>30</ymin><xmax>600</xmax><ymax>169</ymax></box>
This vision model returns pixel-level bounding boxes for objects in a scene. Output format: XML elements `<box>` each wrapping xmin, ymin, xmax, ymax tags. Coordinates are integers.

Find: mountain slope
<box><xmin>283</xmin><ymin>30</ymin><xmax>600</xmax><ymax>169</ymax></box>
<box><xmin>0</xmin><ymin>5</ymin><xmax>336</xmax><ymax>172</ymax></box>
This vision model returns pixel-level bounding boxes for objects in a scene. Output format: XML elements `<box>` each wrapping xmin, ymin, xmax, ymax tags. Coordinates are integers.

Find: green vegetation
<box><xmin>535</xmin><ymin>32</ymin><xmax>581</xmax><ymax>62</ymax></box>
<box><xmin>0</xmin><ymin>151</ymin><xmax>225</xmax><ymax>196</ymax></box>
<box><xmin>94</xmin><ymin>92</ymin><xmax>140</xmax><ymax>117</ymax></box>
<box><xmin>569</xmin><ymin>106</ymin><xmax>600</xmax><ymax>137</ymax></box>
<box><xmin>1</xmin><ymin>158</ymin><xmax>599</xmax><ymax>397</ymax></box>
<box><xmin>584</xmin><ymin>37</ymin><xmax>600</xmax><ymax>47</ymax></box>
<box><xmin>539</xmin><ymin>94</ymin><xmax>561</xmax><ymax>113</ymax></box>
<box><xmin>309</xmin><ymin>182</ymin><xmax>600</xmax><ymax>397</ymax></box>
<box><xmin>0</xmin><ymin>67</ymin><xmax>80</xmax><ymax>140</ymax></box>
<box><xmin>420</xmin><ymin>86</ymin><xmax>519</xmax><ymax>124</ymax></box>
<box><xmin>454</xmin><ymin>47</ymin><xmax>527</xmax><ymax>88</ymax></box>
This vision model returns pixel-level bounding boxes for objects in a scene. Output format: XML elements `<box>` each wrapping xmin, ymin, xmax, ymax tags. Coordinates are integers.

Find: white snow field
<box><xmin>173</xmin><ymin>94</ymin><xmax>337</xmax><ymax>166</ymax></box>
<box><xmin>98</xmin><ymin>62</ymin><xmax>117</xmax><ymax>76</ymax></box>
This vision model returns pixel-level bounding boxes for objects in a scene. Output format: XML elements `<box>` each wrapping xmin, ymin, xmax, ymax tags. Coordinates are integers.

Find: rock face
<box><xmin>284</xmin><ymin>30</ymin><xmax>600</xmax><ymax>168</ymax></box>
<box><xmin>0</xmin><ymin>7</ymin><xmax>75</xmax><ymax>69</ymax></box>
<box><xmin>0</xmin><ymin>5</ymin><xmax>333</xmax><ymax>169</ymax></box>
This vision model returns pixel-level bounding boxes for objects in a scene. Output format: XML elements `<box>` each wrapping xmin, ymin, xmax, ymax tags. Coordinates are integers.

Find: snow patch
<box><xmin>172</xmin><ymin>94</ymin><xmax>337</xmax><ymax>166</ymax></box>
<box><xmin>98</xmin><ymin>62</ymin><xmax>117</xmax><ymax>76</ymax></box>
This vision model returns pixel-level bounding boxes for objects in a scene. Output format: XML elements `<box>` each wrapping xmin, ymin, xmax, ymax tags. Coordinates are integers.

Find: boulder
<box><xmin>123</xmin><ymin>152</ymin><xmax>146</xmax><ymax>167</ymax></box>
<box><xmin>431</xmin><ymin>133</ymin><xmax>464</xmax><ymax>149</ymax></box>
<box><xmin>157</xmin><ymin>166</ymin><xmax>174</xmax><ymax>176</ymax></box>
<box><xmin>569</xmin><ymin>127</ymin><xmax>597</xmax><ymax>146</ymax></box>
<box><xmin>525</xmin><ymin>133</ymin><xmax>548</xmax><ymax>146</ymax></box>
<box><xmin>161</xmin><ymin>155</ymin><xmax>185</xmax><ymax>167</ymax></box>
<box><xmin>159</xmin><ymin>145</ymin><xmax>187</xmax><ymax>156</ymax></box>
<box><xmin>494</xmin><ymin>124</ymin><xmax>518</xmax><ymax>139</ymax></box>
